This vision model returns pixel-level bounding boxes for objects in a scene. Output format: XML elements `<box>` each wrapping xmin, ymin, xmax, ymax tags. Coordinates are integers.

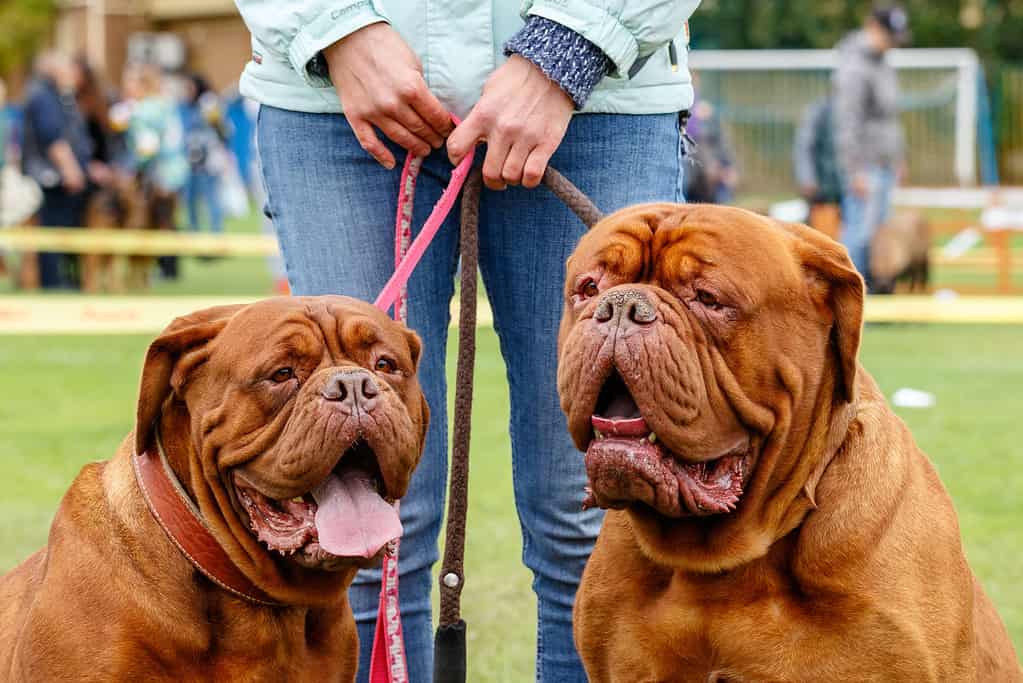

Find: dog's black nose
<box><xmin>321</xmin><ymin>369</ymin><xmax>380</xmax><ymax>415</ymax></box>
<box><xmin>593</xmin><ymin>289</ymin><xmax>657</xmax><ymax>326</ymax></box>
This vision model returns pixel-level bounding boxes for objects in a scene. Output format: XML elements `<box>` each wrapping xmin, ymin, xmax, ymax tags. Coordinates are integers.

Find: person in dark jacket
<box><xmin>832</xmin><ymin>4</ymin><xmax>910</xmax><ymax>285</ymax></box>
<box><xmin>684</xmin><ymin>94</ymin><xmax>738</xmax><ymax>204</ymax></box>
<box><xmin>794</xmin><ymin>95</ymin><xmax>843</xmax><ymax>239</ymax></box>
<box><xmin>21</xmin><ymin>51</ymin><xmax>91</xmax><ymax>289</ymax></box>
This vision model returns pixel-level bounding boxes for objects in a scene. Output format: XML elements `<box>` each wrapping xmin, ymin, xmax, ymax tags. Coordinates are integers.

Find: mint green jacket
<box><xmin>235</xmin><ymin>0</ymin><xmax>699</xmax><ymax>118</ymax></box>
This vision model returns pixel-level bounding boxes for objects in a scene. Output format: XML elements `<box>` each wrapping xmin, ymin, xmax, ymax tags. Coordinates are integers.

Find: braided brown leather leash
<box><xmin>433</xmin><ymin>166</ymin><xmax>603</xmax><ymax>682</ymax></box>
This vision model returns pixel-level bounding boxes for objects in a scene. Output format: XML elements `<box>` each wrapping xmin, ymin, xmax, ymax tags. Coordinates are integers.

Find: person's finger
<box><xmin>500</xmin><ymin>140</ymin><xmax>532</xmax><ymax>187</ymax></box>
<box><xmin>395</xmin><ymin>104</ymin><xmax>444</xmax><ymax>149</ymax></box>
<box><xmin>350</xmin><ymin>118</ymin><xmax>396</xmax><ymax>169</ymax></box>
<box><xmin>482</xmin><ymin>133</ymin><xmax>512</xmax><ymax>191</ymax></box>
<box><xmin>447</xmin><ymin>111</ymin><xmax>486</xmax><ymax>166</ymax></box>
<box><xmin>376</xmin><ymin>117</ymin><xmax>432</xmax><ymax>158</ymax></box>
<box><xmin>404</xmin><ymin>79</ymin><xmax>454</xmax><ymax>138</ymax></box>
<box><xmin>521</xmin><ymin>143</ymin><xmax>555</xmax><ymax>189</ymax></box>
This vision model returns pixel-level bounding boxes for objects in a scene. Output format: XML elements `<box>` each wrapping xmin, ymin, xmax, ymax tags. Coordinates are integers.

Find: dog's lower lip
<box><xmin>591</xmin><ymin>414</ymin><xmax>649</xmax><ymax>437</ymax></box>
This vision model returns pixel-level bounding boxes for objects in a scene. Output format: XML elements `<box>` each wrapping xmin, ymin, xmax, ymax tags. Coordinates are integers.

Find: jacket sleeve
<box><xmin>833</xmin><ymin>62</ymin><xmax>868</xmax><ymax>176</ymax></box>
<box><xmin>233</xmin><ymin>0</ymin><xmax>390</xmax><ymax>87</ymax></box>
<box><xmin>519</xmin><ymin>0</ymin><xmax>700</xmax><ymax>78</ymax></box>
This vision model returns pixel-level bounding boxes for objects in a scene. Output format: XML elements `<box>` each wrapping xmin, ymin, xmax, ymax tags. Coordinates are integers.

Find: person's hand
<box><xmin>721</xmin><ymin>166</ymin><xmax>739</xmax><ymax>189</ymax></box>
<box><xmin>896</xmin><ymin>160</ymin><xmax>908</xmax><ymax>185</ymax></box>
<box><xmin>87</xmin><ymin>161</ymin><xmax>114</xmax><ymax>186</ymax></box>
<box><xmin>447</xmin><ymin>55</ymin><xmax>574</xmax><ymax>190</ymax></box>
<box><xmin>800</xmin><ymin>182</ymin><xmax>819</xmax><ymax>200</ymax></box>
<box><xmin>851</xmin><ymin>171</ymin><xmax>870</xmax><ymax>198</ymax></box>
<box><xmin>61</xmin><ymin>165</ymin><xmax>85</xmax><ymax>194</ymax></box>
<box><xmin>323</xmin><ymin>22</ymin><xmax>453</xmax><ymax>169</ymax></box>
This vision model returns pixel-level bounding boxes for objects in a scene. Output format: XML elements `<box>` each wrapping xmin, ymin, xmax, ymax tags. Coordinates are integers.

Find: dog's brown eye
<box><xmin>580</xmin><ymin>279</ymin><xmax>599</xmax><ymax>298</ymax></box>
<box><xmin>375</xmin><ymin>358</ymin><xmax>396</xmax><ymax>373</ymax></box>
<box><xmin>271</xmin><ymin>367</ymin><xmax>294</xmax><ymax>383</ymax></box>
<box><xmin>696</xmin><ymin>289</ymin><xmax>722</xmax><ymax>310</ymax></box>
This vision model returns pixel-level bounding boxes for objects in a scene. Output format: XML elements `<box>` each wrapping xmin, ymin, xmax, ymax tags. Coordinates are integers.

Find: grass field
<box><xmin>0</xmin><ymin>323</ymin><xmax>1020</xmax><ymax>679</ymax></box>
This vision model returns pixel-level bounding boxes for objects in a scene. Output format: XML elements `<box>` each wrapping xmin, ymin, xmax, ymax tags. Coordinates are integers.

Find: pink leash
<box><xmin>369</xmin><ymin>118</ymin><xmax>476</xmax><ymax>683</ymax></box>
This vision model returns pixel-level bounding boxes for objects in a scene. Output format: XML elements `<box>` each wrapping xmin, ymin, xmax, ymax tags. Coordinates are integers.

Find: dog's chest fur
<box><xmin>575</xmin><ymin>513</ymin><xmax>956</xmax><ymax>683</ymax></box>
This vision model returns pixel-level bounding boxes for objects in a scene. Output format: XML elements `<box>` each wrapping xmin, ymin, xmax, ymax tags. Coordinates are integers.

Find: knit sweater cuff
<box><xmin>504</xmin><ymin>16</ymin><xmax>611</xmax><ymax>109</ymax></box>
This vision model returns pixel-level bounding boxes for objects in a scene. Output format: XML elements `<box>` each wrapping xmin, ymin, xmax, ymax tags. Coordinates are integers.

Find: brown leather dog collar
<box><xmin>133</xmin><ymin>440</ymin><xmax>282</xmax><ymax>606</ymax></box>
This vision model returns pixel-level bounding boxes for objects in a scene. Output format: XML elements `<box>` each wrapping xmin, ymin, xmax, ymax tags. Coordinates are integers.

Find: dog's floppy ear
<box><xmin>789</xmin><ymin>222</ymin><xmax>865</xmax><ymax>403</ymax></box>
<box><xmin>134</xmin><ymin>304</ymin><xmax>245</xmax><ymax>455</ymax></box>
<box><xmin>403</xmin><ymin>328</ymin><xmax>423</xmax><ymax>370</ymax></box>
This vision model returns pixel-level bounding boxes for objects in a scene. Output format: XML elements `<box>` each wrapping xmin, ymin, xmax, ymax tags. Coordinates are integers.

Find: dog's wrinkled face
<box><xmin>558</xmin><ymin>204</ymin><xmax>863</xmax><ymax>570</ymax></box>
<box><xmin>135</xmin><ymin>296</ymin><xmax>429</xmax><ymax>581</ymax></box>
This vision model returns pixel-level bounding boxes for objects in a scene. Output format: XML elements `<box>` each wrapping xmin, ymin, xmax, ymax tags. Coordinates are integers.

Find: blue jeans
<box><xmin>258</xmin><ymin>107</ymin><xmax>685</xmax><ymax>682</ymax></box>
<box><xmin>183</xmin><ymin>170</ymin><xmax>224</xmax><ymax>234</ymax></box>
<box><xmin>840</xmin><ymin>165</ymin><xmax>895</xmax><ymax>282</ymax></box>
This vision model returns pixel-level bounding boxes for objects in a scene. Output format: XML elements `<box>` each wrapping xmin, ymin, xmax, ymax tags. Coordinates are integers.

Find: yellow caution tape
<box><xmin>0</xmin><ymin>228</ymin><xmax>279</xmax><ymax>256</ymax></box>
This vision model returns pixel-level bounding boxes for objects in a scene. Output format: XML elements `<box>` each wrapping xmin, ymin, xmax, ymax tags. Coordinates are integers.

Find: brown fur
<box><xmin>0</xmin><ymin>296</ymin><xmax>429</xmax><ymax>681</ymax></box>
<box><xmin>870</xmin><ymin>209</ymin><xmax>931</xmax><ymax>294</ymax></box>
<box><xmin>558</xmin><ymin>204</ymin><xmax>1020</xmax><ymax>682</ymax></box>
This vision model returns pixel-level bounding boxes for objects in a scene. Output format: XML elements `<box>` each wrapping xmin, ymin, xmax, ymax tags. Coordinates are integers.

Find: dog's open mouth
<box><xmin>583</xmin><ymin>370</ymin><xmax>749</xmax><ymax>518</ymax></box>
<box><xmin>235</xmin><ymin>441</ymin><xmax>400</xmax><ymax>568</ymax></box>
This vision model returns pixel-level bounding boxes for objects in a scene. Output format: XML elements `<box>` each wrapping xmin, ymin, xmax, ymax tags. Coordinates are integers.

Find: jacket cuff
<box><xmin>504</xmin><ymin>16</ymin><xmax>611</xmax><ymax>109</ymax></box>
<box><xmin>522</xmin><ymin>0</ymin><xmax>640</xmax><ymax>79</ymax></box>
<box><xmin>287</xmin><ymin>0</ymin><xmax>390</xmax><ymax>88</ymax></box>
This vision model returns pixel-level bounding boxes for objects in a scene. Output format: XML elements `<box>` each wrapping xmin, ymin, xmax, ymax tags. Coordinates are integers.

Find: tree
<box><xmin>0</xmin><ymin>0</ymin><xmax>56</xmax><ymax>77</ymax></box>
<box><xmin>690</xmin><ymin>0</ymin><xmax>1022</xmax><ymax>64</ymax></box>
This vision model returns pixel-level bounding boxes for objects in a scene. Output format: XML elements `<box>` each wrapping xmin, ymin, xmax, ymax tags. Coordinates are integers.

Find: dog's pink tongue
<box><xmin>311</xmin><ymin>471</ymin><xmax>401</xmax><ymax>559</ymax></box>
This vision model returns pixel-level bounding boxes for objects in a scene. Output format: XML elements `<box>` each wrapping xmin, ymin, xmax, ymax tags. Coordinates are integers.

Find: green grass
<box><xmin>0</xmin><ymin>324</ymin><xmax>1020</xmax><ymax>679</ymax></box>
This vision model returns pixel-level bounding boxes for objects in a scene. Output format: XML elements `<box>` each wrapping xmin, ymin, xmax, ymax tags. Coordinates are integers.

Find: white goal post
<box><xmin>687</xmin><ymin>48</ymin><xmax>982</xmax><ymax>188</ymax></box>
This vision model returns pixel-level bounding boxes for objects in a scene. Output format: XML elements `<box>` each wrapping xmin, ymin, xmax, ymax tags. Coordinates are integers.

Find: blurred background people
<box><xmin>74</xmin><ymin>56</ymin><xmax>114</xmax><ymax>190</ymax></box>
<box><xmin>0</xmin><ymin>77</ymin><xmax>8</xmax><ymax>277</ymax></box>
<box><xmin>181</xmin><ymin>73</ymin><xmax>227</xmax><ymax>236</ymax></box>
<box><xmin>794</xmin><ymin>95</ymin><xmax>843</xmax><ymax>240</ymax></box>
<box><xmin>112</xmin><ymin>63</ymin><xmax>188</xmax><ymax>286</ymax></box>
<box><xmin>683</xmin><ymin>82</ymin><xmax>739</xmax><ymax>204</ymax></box>
<box><xmin>833</xmin><ymin>3</ymin><xmax>910</xmax><ymax>287</ymax></box>
<box><xmin>21</xmin><ymin>51</ymin><xmax>90</xmax><ymax>289</ymax></box>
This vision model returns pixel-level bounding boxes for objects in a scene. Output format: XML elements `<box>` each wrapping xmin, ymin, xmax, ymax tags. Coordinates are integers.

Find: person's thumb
<box><xmin>446</xmin><ymin>113</ymin><xmax>483</xmax><ymax>166</ymax></box>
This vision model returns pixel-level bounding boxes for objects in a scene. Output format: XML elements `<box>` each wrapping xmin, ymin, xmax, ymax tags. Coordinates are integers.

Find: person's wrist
<box><xmin>504</xmin><ymin>16</ymin><xmax>610</xmax><ymax>109</ymax></box>
<box><xmin>322</xmin><ymin>21</ymin><xmax>387</xmax><ymax>65</ymax></box>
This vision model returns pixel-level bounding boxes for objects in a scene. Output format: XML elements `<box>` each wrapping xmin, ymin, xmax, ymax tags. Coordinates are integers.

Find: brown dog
<box><xmin>81</xmin><ymin>174</ymin><xmax>149</xmax><ymax>293</ymax></box>
<box><xmin>870</xmin><ymin>209</ymin><xmax>931</xmax><ymax>294</ymax></box>
<box><xmin>0</xmin><ymin>296</ymin><xmax>429</xmax><ymax>681</ymax></box>
<box><xmin>558</xmin><ymin>204</ymin><xmax>1020</xmax><ymax>682</ymax></box>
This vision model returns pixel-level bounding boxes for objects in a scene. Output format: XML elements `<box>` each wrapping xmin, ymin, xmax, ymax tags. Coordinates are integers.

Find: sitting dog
<box><xmin>0</xmin><ymin>296</ymin><xmax>428</xmax><ymax>681</ymax></box>
<box><xmin>81</xmin><ymin>174</ymin><xmax>148</xmax><ymax>293</ymax></box>
<box><xmin>558</xmin><ymin>204</ymin><xmax>1020</xmax><ymax>682</ymax></box>
<box><xmin>870</xmin><ymin>209</ymin><xmax>930</xmax><ymax>294</ymax></box>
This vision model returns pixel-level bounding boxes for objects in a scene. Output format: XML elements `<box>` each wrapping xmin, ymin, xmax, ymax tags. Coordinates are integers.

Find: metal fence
<box><xmin>688</xmin><ymin>49</ymin><xmax>1000</xmax><ymax>196</ymax></box>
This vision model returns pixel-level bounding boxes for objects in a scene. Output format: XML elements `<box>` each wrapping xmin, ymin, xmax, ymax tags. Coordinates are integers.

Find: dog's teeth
<box><xmin>648</xmin><ymin>433</ymin><xmax>658</xmax><ymax>444</ymax></box>
<box><xmin>291</xmin><ymin>496</ymin><xmax>304</xmax><ymax>503</ymax></box>
<box><xmin>594</xmin><ymin>429</ymin><xmax>604</xmax><ymax>440</ymax></box>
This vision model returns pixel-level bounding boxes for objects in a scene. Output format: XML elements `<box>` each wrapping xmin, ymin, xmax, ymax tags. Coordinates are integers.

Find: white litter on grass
<box><xmin>768</xmin><ymin>198</ymin><xmax>809</xmax><ymax>224</ymax></box>
<box><xmin>934</xmin><ymin>288</ymin><xmax>960</xmax><ymax>301</ymax></box>
<box><xmin>891</xmin><ymin>388</ymin><xmax>936</xmax><ymax>409</ymax></box>
<box><xmin>941</xmin><ymin>227</ymin><xmax>982</xmax><ymax>259</ymax></box>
